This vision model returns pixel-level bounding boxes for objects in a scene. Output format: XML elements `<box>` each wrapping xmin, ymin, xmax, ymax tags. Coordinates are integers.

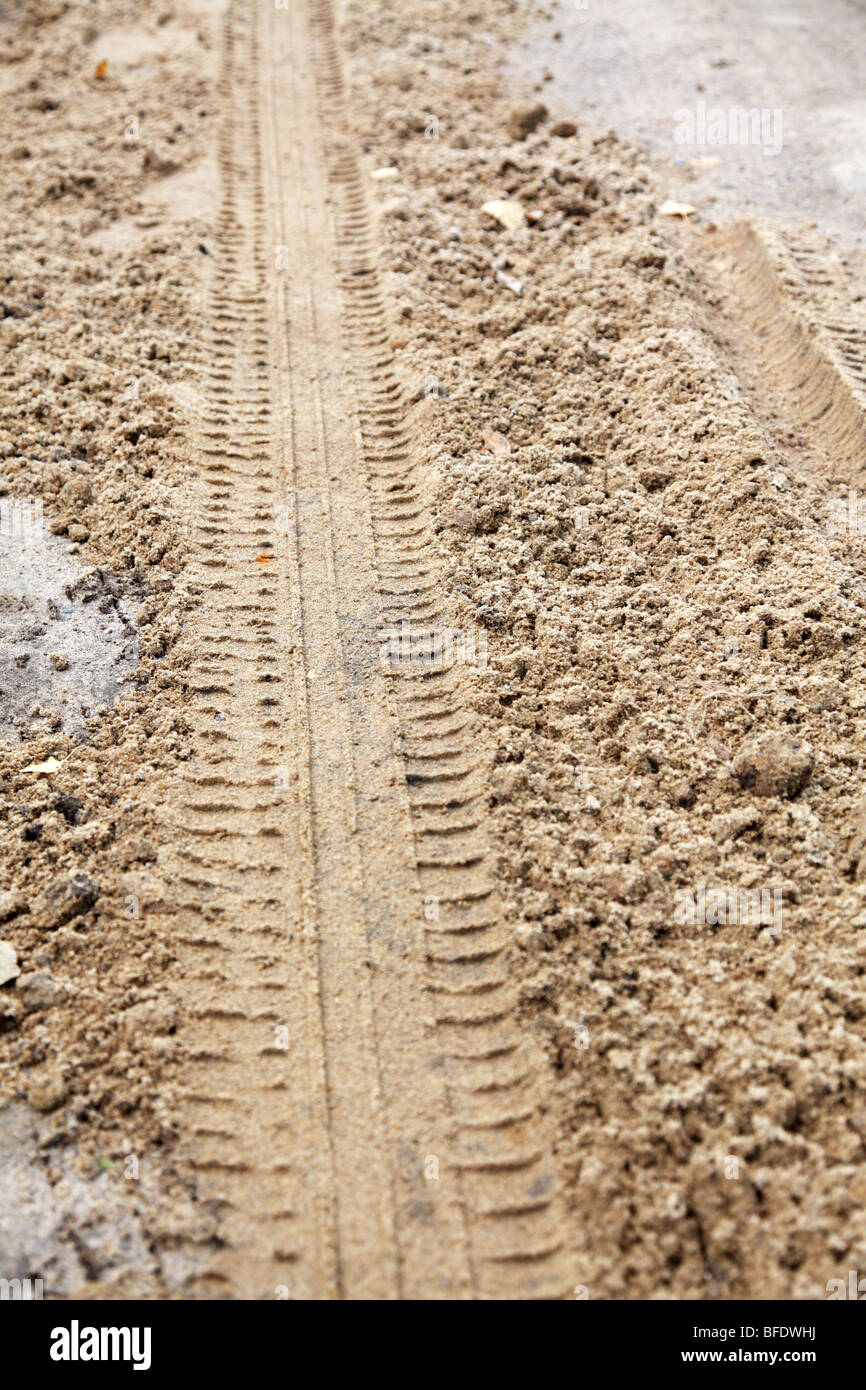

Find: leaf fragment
<box><xmin>659</xmin><ymin>199</ymin><xmax>696</xmax><ymax>218</ymax></box>
<box><xmin>482</xmin><ymin>427</ymin><xmax>511</xmax><ymax>457</ymax></box>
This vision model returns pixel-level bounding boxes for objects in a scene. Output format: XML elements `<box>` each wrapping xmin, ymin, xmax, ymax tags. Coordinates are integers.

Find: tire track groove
<box><xmin>726</xmin><ymin>222</ymin><xmax>866</xmax><ymax>483</ymax></box>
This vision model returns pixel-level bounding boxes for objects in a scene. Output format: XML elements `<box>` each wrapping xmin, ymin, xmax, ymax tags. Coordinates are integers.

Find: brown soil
<box><xmin>1</xmin><ymin>0</ymin><xmax>865</xmax><ymax>1301</ymax></box>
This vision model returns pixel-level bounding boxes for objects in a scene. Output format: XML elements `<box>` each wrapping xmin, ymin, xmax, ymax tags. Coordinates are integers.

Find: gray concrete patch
<box><xmin>0</xmin><ymin>519</ymin><xmax>138</xmax><ymax>744</ymax></box>
<box><xmin>0</xmin><ymin>1102</ymin><xmax>158</xmax><ymax>1297</ymax></box>
<box><xmin>517</xmin><ymin>0</ymin><xmax>866</xmax><ymax>249</ymax></box>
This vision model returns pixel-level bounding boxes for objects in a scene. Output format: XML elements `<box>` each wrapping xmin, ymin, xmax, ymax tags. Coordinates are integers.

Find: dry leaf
<box><xmin>256</xmin><ymin>553</ymin><xmax>275</xmax><ymax>563</ymax></box>
<box><xmin>482</xmin><ymin>427</ymin><xmax>511</xmax><ymax>457</ymax></box>
<box><xmin>481</xmin><ymin>199</ymin><xmax>526</xmax><ymax>231</ymax></box>
<box><xmin>659</xmin><ymin>199</ymin><xmax>696</xmax><ymax>218</ymax></box>
<box><xmin>94</xmin><ymin>59</ymin><xmax>108</xmax><ymax>79</ymax></box>
<box><xmin>22</xmin><ymin>757</ymin><xmax>62</xmax><ymax>774</ymax></box>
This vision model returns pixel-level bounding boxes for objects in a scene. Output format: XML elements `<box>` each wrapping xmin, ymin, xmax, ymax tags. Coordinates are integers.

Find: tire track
<box><xmin>158</xmin><ymin>2</ymin><xmax>331</xmax><ymax>1300</ymax></box>
<box><xmin>304</xmin><ymin>0</ymin><xmax>570</xmax><ymax>1298</ymax></box>
<box><xmin>724</xmin><ymin>222</ymin><xmax>866</xmax><ymax>483</ymax></box>
<box><xmin>157</xmin><ymin>0</ymin><xmax>571</xmax><ymax>1300</ymax></box>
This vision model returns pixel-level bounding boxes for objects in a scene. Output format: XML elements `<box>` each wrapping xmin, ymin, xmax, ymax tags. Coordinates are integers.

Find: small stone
<box><xmin>122</xmin><ymin>998</ymin><xmax>178</xmax><ymax>1034</ymax></box>
<box><xmin>0</xmin><ymin>942</ymin><xmax>19</xmax><ymax>986</ymax></box>
<box><xmin>495</xmin><ymin>269</ymin><xmax>523</xmax><ymax>296</ymax></box>
<box><xmin>40</xmin><ymin>873</ymin><xmax>99</xmax><ymax>928</ymax></box>
<box><xmin>28</xmin><ymin>1075</ymin><xmax>67</xmax><ymax>1113</ymax></box>
<box><xmin>481</xmin><ymin>198</ymin><xmax>526</xmax><ymax>232</ymax></box>
<box><xmin>732</xmin><ymin>733</ymin><xmax>813</xmax><ymax>799</ymax></box>
<box><xmin>49</xmin><ymin>652</ymin><xmax>69</xmax><ymax>671</ymax></box>
<box><xmin>585</xmin><ymin>795</ymin><xmax>602</xmax><ymax>814</ymax></box>
<box><xmin>507</xmin><ymin>102</ymin><xmax>548</xmax><ymax>141</ymax></box>
<box><xmin>0</xmin><ymin>892</ymin><xmax>28</xmax><ymax>924</ymax></box>
<box><xmin>550</xmin><ymin>119</ymin><xmax>577</xmax><ymax>137</ymax></box>
<box><xmin>119</xmin><ymin>838</ymin><xmax>157</xmax><ymax>868</ymax></box>
<box><xmin>67</xmin><ymin>524</ymin><xmax>89</xmax><ymax>542</ymax></box>
<box><xmin>16</xmin><ymin>971</ymin><xmax>67</xmax><ymax>1012</ymax></box>
<box><xmin>371</xmin><ymin>166</ymin><xmax>399</xmax><ymax>183</ymax></box>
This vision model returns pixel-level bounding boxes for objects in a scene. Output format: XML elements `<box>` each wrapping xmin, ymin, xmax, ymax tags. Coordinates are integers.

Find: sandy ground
<box><xmin>1</xmin><ymin>0</ymin><xmax>866</xmax><ymax>1300</ymax></box>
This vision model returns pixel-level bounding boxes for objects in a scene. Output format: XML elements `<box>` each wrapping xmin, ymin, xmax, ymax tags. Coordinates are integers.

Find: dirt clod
<box><xmin>0</xmin><ymin>893</ymin><xmax>29</xmax><ymax>924</ymax></box>
<box><xmin>119</xmin><ymin>838</ymin><xmax>157</xmax><ymax>867</ymax></box>
<box><xmin>40</xmin><ymin>873</ymin><xmax>100</xmax><ymax>929</ymax></box>
<box><xmin>16</xmin><ymin>972</ymin><xmax>67</xmax><ymax>1013</ymax></box>
<box><xmin>732</xmin><ymin>733</ymin><xmax>814</xmax><ymax>799</ymax></box>
<box><xmin>27</xmin><ymin>1074</ymin><xmax>68</xmax><ymax>1113</ymax></box>
<box><xmin>507</xmin><ymin>101</ymin><xmax>548</xmax><ymax>140</ymax></box>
